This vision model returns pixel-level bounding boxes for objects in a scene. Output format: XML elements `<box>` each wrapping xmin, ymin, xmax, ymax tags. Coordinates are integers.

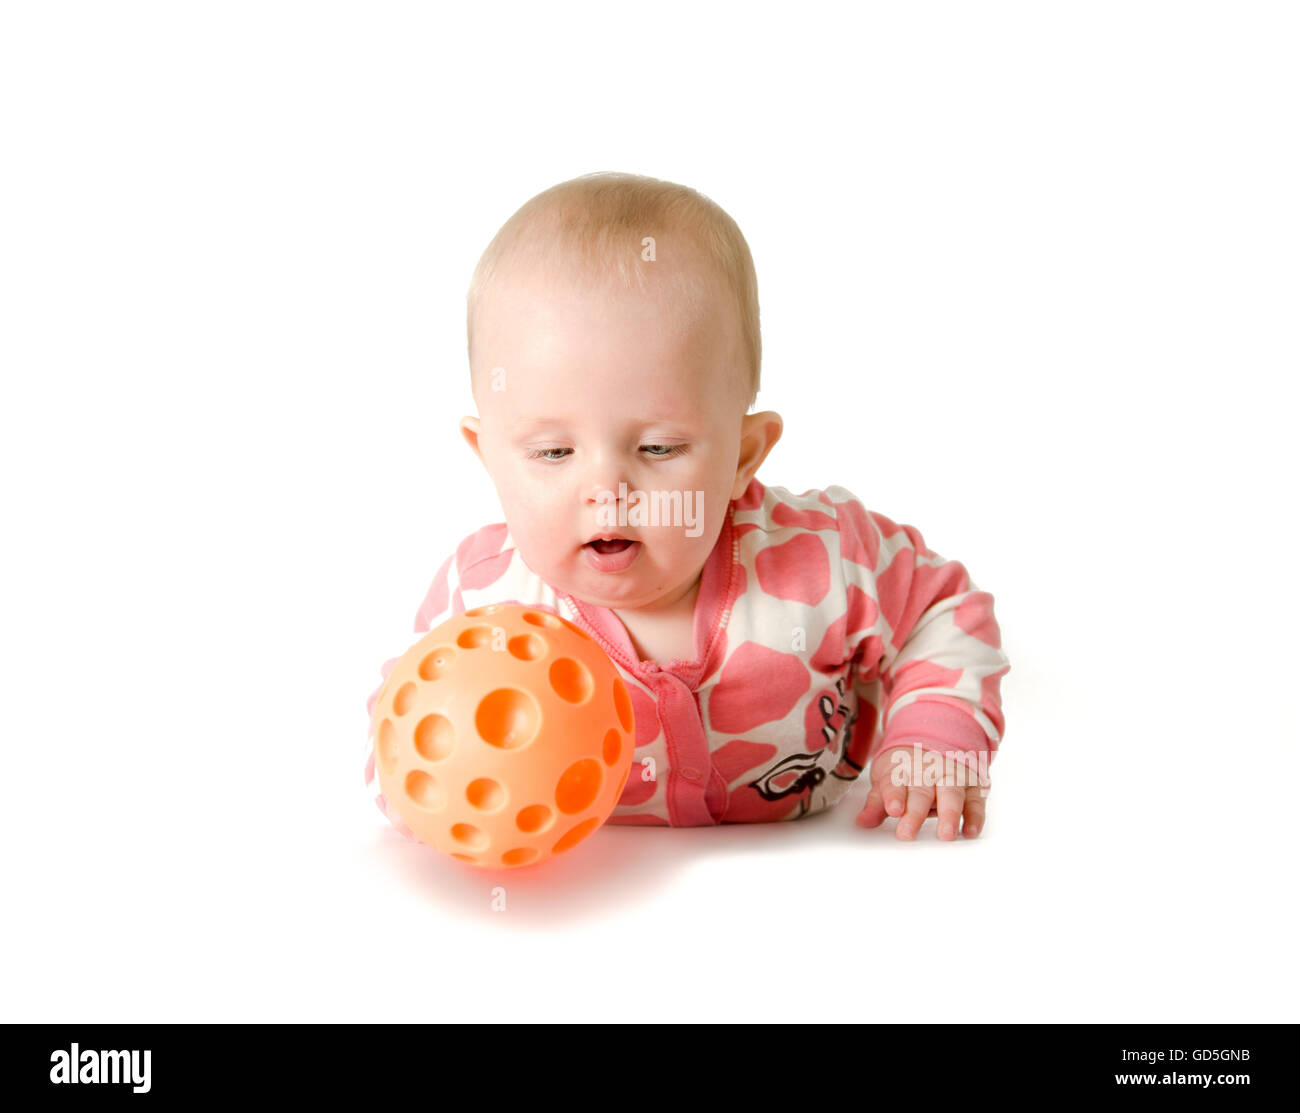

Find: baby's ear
<box><xmin>731</xmin><ymin>410</ymin><xmax>784</xmax><ymax>498</ymax></box>
<box><xmin>459</xmin><ymin>415</ymin><xmax>485</xmax><ymax>463</ymax></box>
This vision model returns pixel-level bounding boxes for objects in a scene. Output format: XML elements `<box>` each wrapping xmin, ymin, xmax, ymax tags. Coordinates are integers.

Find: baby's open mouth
<box><xmin>586</xmin><ymin>538</ymin><xmax>634</xmax><ymax>554</ymax></box>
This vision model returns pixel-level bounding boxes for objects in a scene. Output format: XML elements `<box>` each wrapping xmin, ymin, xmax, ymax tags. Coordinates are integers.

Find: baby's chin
<box><xmin>509</xmin><ymin>548</ymin><xmax>633</xmax><ymax>607</ymax></box>
<box><xmin>569</xmin><ymin>566</ymin><xmax>704</xmax><ymax>613</ymax></box>
<box><xmin>551</xmin><ymin>566</ymin><xmax>684</xmax><ymax>612</ymax></box>
<box><xmin>557</xmin><ymin>578</ymin><xmax>662</xmax><ymax>610</ymax></box>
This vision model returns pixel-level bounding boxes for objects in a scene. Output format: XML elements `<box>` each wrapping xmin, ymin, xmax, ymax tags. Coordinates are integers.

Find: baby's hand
<box><xmin>855</xmin><ymin>745</ymin><xmax>989</xmax><ymax>840</ymax></box>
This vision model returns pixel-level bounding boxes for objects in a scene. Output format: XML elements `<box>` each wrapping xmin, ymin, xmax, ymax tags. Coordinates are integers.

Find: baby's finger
<box><xmin>896</xmin><ymin>784</ymin><xmax>934</xmax><ymax>841</ymax></box>
<box><xmin>873</xmin><ymin>748</ymin><xmax>915</xmax><ymax>819</ymax></box>
<box><xmin>879</xmin><ymin>774</ymin><xmax>910</xmax><ymax>820</ymax></box>
<box><xmin>962</xmin><ymin>790</ymin><xmax>987</xmax><ymax>838</ymax></box>
<box><xmin>856</xmin><ymin>783</ymin><xmax>887</xmax><ymax>828</ymax></box>
<box><xmin>935</xmin><ymin>786</ymin><xmax>965</xmax><ymax>840</ymax></box>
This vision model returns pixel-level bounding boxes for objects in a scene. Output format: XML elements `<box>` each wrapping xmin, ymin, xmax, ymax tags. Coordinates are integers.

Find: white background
<box><xmin>2</xmin><ymin>1</ymin><xmax>1296</xmax><ymax>1024</ymax></box>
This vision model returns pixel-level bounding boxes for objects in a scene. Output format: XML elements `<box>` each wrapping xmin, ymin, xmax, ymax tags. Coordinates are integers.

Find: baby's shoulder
<box><xmin>733</xmin><ymin>481</ymin><xmax>920</xmax><ymax>585</ymax></box>
<box><xmin>738</xmin><ymin>480</ymin><xmax>874</xmax><ymax>531</ymax></box>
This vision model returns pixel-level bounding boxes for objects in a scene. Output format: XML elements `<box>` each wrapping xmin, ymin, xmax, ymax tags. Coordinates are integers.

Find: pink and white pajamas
<box><xmin>363</xmin><ymin>478</ymin><xmax>1009</xmax><ymax>831</ymax></box>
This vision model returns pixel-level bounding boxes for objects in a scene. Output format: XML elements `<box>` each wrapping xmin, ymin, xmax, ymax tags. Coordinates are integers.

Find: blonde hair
<box><xmin>466</xmin><ymin>171</ymin><xmax>761</xmax><ymax>411</ymax></box>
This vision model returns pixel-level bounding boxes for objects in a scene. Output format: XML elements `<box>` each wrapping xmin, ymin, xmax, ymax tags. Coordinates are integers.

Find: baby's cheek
<box><xmin>502</xmin><ymin>490</ymin><xmax>556</xmax><ymax>537</ymax></box>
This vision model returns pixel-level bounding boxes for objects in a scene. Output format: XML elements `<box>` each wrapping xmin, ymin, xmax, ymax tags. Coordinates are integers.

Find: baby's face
<box><xmin>462</xmin><ymin>259</ymin><xmax>752</xmax><ymax>614</ymax></box>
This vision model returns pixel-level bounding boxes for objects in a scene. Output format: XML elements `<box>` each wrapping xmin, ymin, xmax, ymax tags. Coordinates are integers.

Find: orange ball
<box><xmin>372</xmin><ymin>603</ymin><xmax>637</xmax><ymax>868</ymax></box>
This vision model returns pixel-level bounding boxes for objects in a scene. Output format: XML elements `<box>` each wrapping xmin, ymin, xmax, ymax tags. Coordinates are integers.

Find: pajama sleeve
<box><xmin>829</xmin><ymin>490</ymin><xmax>1010</xmax><ymax>778</ymax></box>
<box><xmin>361</xmin><ymin>548</ymin><xmax>463</xmax><ymax>838</ymax></box>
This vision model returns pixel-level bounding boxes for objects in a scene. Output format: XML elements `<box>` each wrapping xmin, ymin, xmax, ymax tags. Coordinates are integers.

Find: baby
<box><xmin>364</xmin><ymin>171</ymin><xmax>1010</xmax><ymax>841</ymax></box>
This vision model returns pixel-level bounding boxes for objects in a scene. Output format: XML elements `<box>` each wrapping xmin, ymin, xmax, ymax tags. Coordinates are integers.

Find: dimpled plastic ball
<box><xmin>372</xmin><ymin>603</ymin><xmax>637</xmax><ymax>868</ymax></box>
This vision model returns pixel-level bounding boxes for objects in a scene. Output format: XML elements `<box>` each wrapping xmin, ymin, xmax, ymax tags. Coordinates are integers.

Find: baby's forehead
<box><xmin>506</xmin><ymin>395</ymin><xmax>706</xmax><ymax>426</ymax></box>
<box><xmin>484</xmin><ymin>250</ymin><xmax>733</xmax><ymax>347</ymax></box>
<box><xmin>473</xmin><ymin>227</ymin><xmax>746</xmax><ymax>408</ymax></box>
<box><xmin>479</xmin><ymin>336</ymin><xmax>734</xmax><ymax>425</ymax></box>
<box><xmin>502</xmin><ymin>235</ymin><xmax>717</xmax><ymax>296</ymax></box>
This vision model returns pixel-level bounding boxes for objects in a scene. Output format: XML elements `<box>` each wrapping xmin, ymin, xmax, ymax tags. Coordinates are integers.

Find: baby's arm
<box><xmin>828</xmin><ymin>493</ymin><xmax>1010</xmax><ymax>839</ymax></box>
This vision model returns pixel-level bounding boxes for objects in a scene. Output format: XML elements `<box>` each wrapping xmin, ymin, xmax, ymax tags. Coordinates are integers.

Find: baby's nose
<box><xmin>585</xmin><ymin>480</ymin><xmax>627</xmax><ymax>507</ymax></box>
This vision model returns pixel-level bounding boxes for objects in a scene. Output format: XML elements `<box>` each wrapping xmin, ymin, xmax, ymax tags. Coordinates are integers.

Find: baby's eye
<box><xmin>525</xmin><ymin>444</ymin><xmax>687</xmax><ymax>463</ymax></box>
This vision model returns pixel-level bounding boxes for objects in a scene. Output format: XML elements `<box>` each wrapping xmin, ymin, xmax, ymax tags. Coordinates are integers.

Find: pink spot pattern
<box><xmin>708</xmin><ymin>642</ymin><xmax>811</xmax><ymax>734</ymax></box>
<box><xmin>362</xmin><ymin>479</ymin><xmax>1010</xmax><ymax>833</ymax></box>
<box><xmin>955</xmin><ymin>592</ymin><xmax>1003</xmax><ymax>648</ymax></box>
<box><xmin>711</xmin><ymin>738</ymin><xmax>779</xmax><ymax>783</ymax></box>
<box><xmin>772</xmin><ymin>502</ymin><xmax>837</xmax><ymax>532</ymax></box>
<box><xmin>756</xmin><ymin>532</ymin><xmax>830</xmax><ymax>605</ymax></box>
<box><xmin>616</xmin><ymin>766</ymin><xmax>658</xmax><ymax>807</ymax></box>
<box><xmin>413</xmin><ymin>555</ymin><xmax>454</xmax><ymax>632</ymax></box>
<box><xmin>811</xmin><ymin>583</ymin><xmax>879</xmax><ymax>673</ymax></box>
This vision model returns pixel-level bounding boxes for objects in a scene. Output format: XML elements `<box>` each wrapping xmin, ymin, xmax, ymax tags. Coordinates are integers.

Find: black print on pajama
<box><xmin>748</xmin><ymin>673</ymin><xmax>862</xmax><ymax>816</ymax></box>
